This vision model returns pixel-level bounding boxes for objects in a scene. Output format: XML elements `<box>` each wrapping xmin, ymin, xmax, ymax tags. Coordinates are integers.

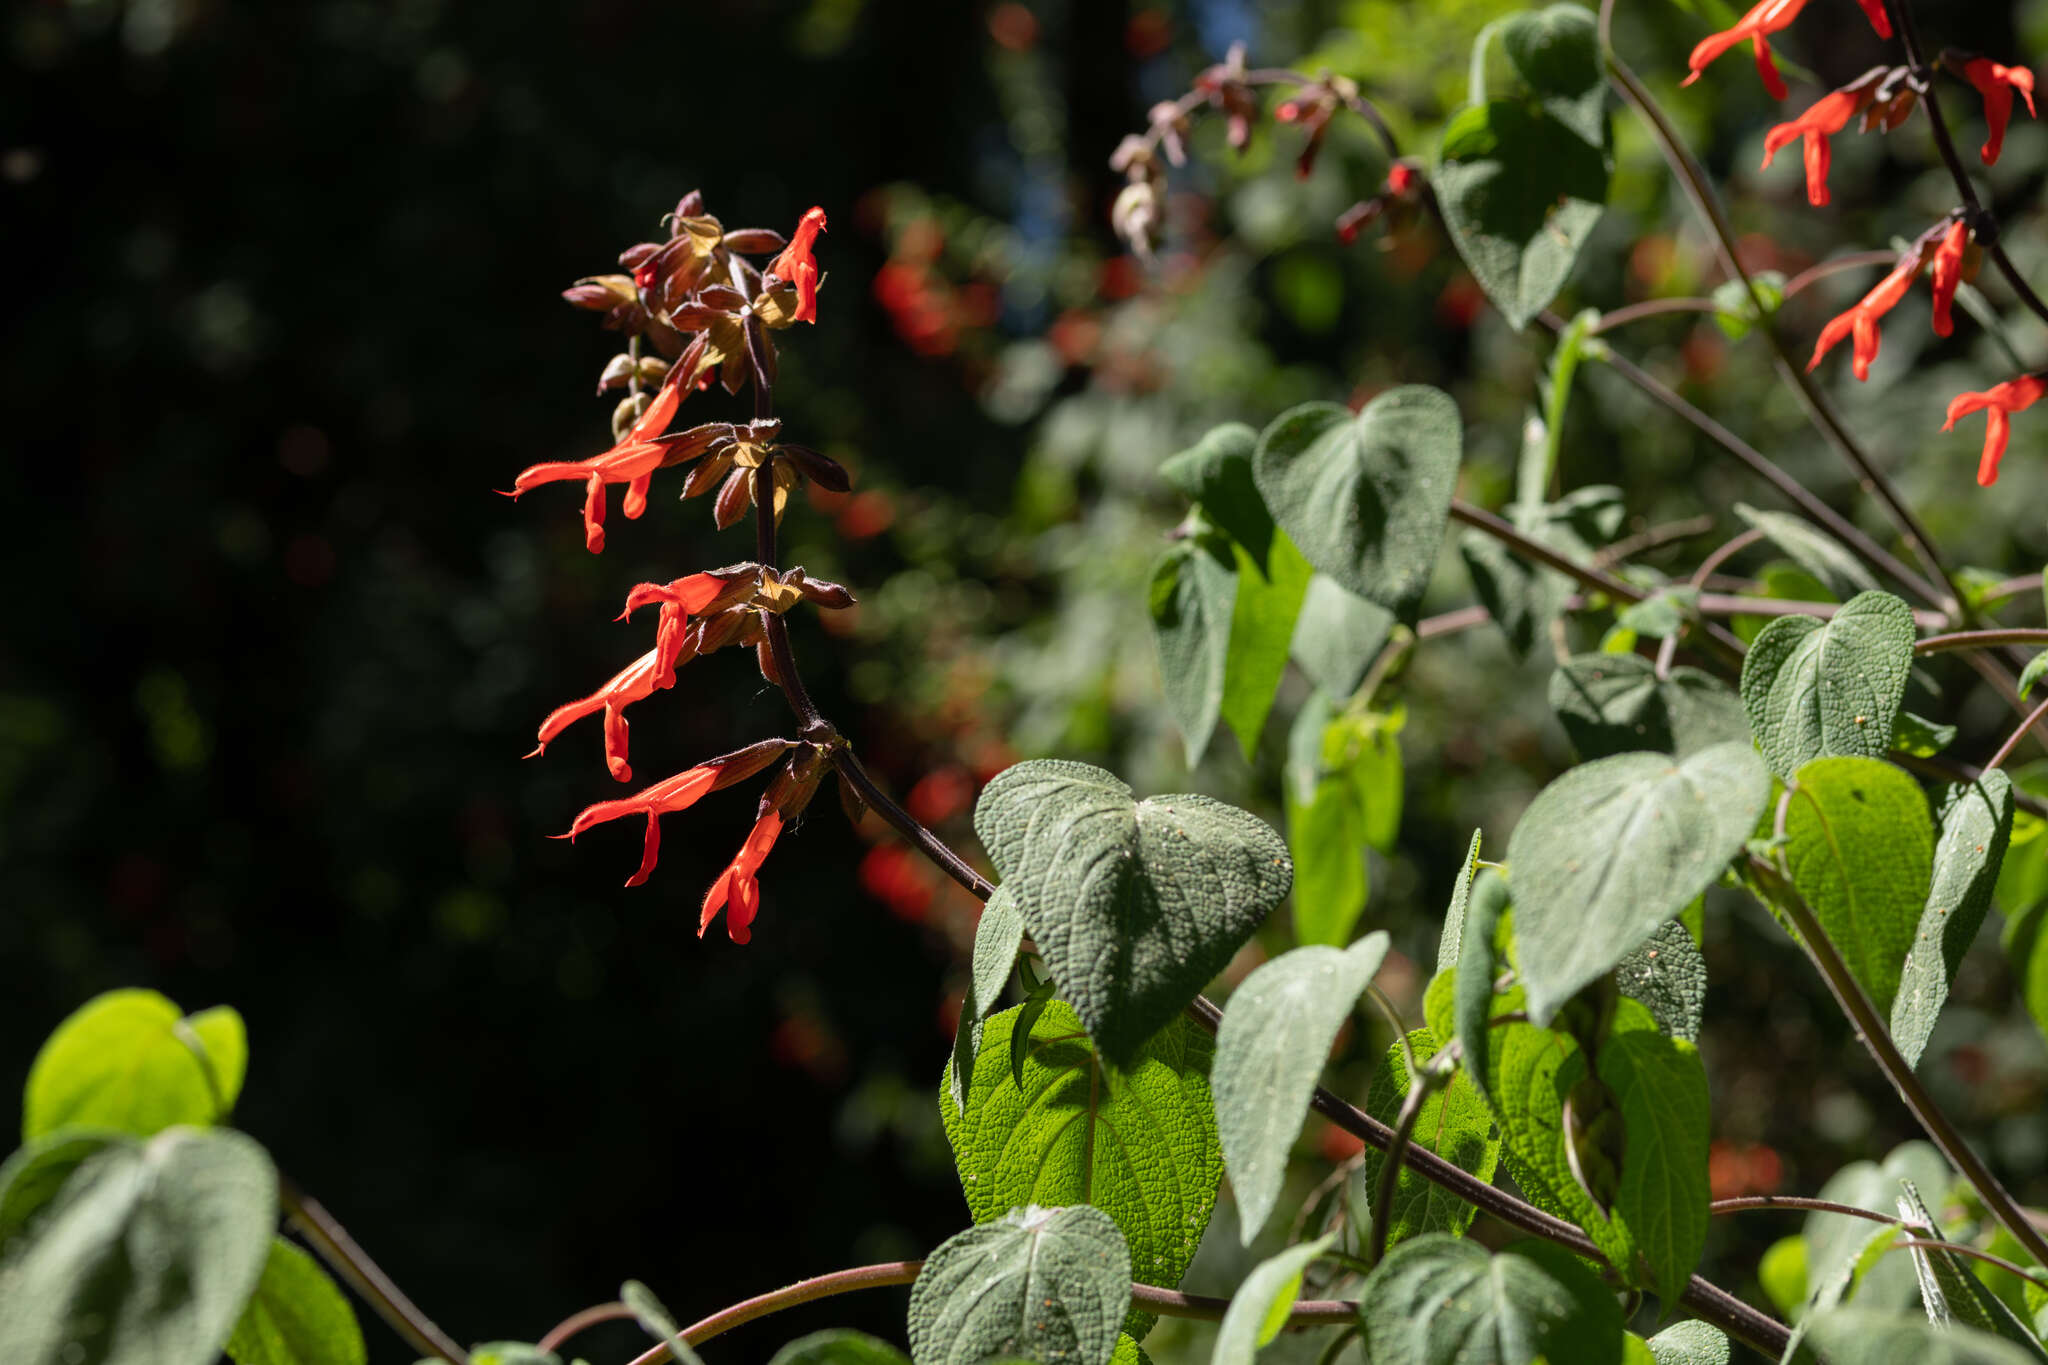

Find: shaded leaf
<box><xmin>768</xmin><ymin>1331</ymin><xmax>911</xmax><ymax>1365</ymax></box>
<box><xmin>1801</xmin><ymin>1309</ymin><xmax>2046</xmax><ymax>1365</ymax></box>
<box><xmin>1549</xmin><ymin>653</ymin><xmax>1748</xmax><ymax>760</ymax></box>
<box><xmin>1358</xmin><ymin>1234</ymin><xmax>1625</xmax><ymax>1365</ymax></box>
<box><xmin>1289</xmin><ymin>576</ymin><xmax>1392</xmax><ymax>699</ymax></box>
<box><xmin>1734</xmin><ymin>504</ymin><xmax>1879</xmax><ymax>603</ymax></box>
<box><xmin>1361</xmin><ymin>1029</ymin><xmax>1501</xmax><ymax>1246</ymax></box>
<box><xmin>1149</xmin><ymin>540</ymin><xmax>1236</xmax><ymax>765</ymax></box>
<box><xmin>1613</xmin><ymin>921</ymin><xmax>1707</xmax><ymax>1042</ymax></box>
<box><xmin>1212</xmin><ymin>935</ymin><xmax>1390</xmax><ymax>1242</ymax></box>
<box><xmin>950</xmin><ymin>885</ymin><xmax>1025</xmax><ymax>1112</ymax></box>
<box><xmin>1252</xmin><ymin>389</ymin><xmax>1462</xmax><ymax>620</ymax></box>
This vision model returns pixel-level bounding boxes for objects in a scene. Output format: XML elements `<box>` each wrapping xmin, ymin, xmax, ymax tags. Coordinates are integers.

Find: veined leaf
<box><xmin>1252</xmin><ymin>388</ymin><xmax>1462</xmax><ymax>620</ymax></box>
<box><xmin>1647</xmin><ymin>1321</ymin><xmax>1730</xmax><ymax>1364</ymax></box>
<box><xmin>941</xmin><ymin>999</ymin><xmax>1219</xmax><ymax>1336</ymax></box>
<box><xmin>950</xmin><ymin>885</ymin><xmax>1025</xmax><ymax>1111</ymax></box>
<box><xmin>973</xmin><ymin>760</ymin><xmax>1290</xmax><ymax>1066</ymax></box>
<box><xmin>1212</xmin><ymin>935</ymin><xmax>1390</xmax><ymax>1242</ymax></box>
<box><xmin>1361</xmin><ymin>1029</ymin><xmax>1501</xmax><ymax>1246</ymax></box>
<box><xmin>226</xmin><ymin>1237</ymin><xmax>367</xmax><ymax>1365</ymax></box>
<box><xmin>1150</xmin><ymin>539</ymin><xmax>1236</xmax><ymax>765</ymax></box>
<box><xmin>1508</xmin><ymin>742</ymin><xmax>1769</xmax><ymax>1025</ymax></box>
<box><xmin>1783</xmin><ymin>757</ymin><xmax>1935</xmax><ymax>1016</ymax></box>
<box><xmin>1614</xmin><ymin>920</ymin><xmax>1707</xmax><ymax>1042</ymax></box>
<box><xmin>1801</xmin><ymin>1309</ymin><xmax>2047</xmax><ymax>1365</ymax></box>
<box><xmin>1358</xmin><ymin>1234</ymin><xmax>1625</xmax><ymax>1365</ymax></box>
<box><xmin>1220</xmin><ymin>534</ymin><xmax>1312</xmax><ymax>762</ymax></box>
<box><xmin>1740</xmin><ymin>591</ymin><xmax>1917</xmax><ymax>780</ymax></box>
<box><xmin>906</xmin><ymin>1206</ymin><xmax>1129</xmax><ymax>1365</ymax></box>
<box><xmin>1549</xmin><ymin>653</ymin><xmax>1748</xmax><ymax>760</ymax></box>
<box><xmin>1290</xmin><ymin>576</ymin><xmax>1392</xmax><ymax>699</ymax></box>
<box><xmin>1893</xmin><ymin>774</ymin><xmax>2014</xmax><ymax>1068</ymax></box>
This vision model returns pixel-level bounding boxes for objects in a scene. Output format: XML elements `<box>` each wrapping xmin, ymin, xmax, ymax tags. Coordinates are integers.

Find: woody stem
<box><xmin>1885</xmin><ymin>0</ymin><xmax>2048</xmax><ymax>333</ymax></box>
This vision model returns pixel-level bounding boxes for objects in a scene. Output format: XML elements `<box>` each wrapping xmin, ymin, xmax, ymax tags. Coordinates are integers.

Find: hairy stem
<box><xmin>616</xmin><ymin>1260</ymin><xmax>1358</xmax><ymax>1364</ymax></box>
<box><xmin>279</xmin><ymin>1175</ymin><xmax>468</xmax><ymax>1364</ymax></box>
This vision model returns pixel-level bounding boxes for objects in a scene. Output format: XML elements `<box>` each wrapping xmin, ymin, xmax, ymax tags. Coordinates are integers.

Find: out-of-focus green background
<box><xmin>6</xmin><ymin>0</ymin><xmax>2048</xmax><ymax>1358</ymax></box>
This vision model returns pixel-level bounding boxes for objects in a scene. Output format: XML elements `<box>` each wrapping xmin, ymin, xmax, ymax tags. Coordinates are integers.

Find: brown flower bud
<box><xmin>564</xmin><ymin>278</ymin><xmax>632</xmax><ymax>311</ymax></box>
<box><xmin>755</xmin><ymin>639</ymin><xmax>782</xmax><ymax>687</ymax></box>
<box><xmin>612</xmin><ymin>393</ymin><xmax>650</xmax><ymax>441</ymax></box>
<box><xmin>597</xmin><ymin>353</ymin><xmax>637</xmax><ymax>394</ymax></box>
<box><xmin>708</xmin><ymin>737</ymin><xmax>794</xmax><ymax>790</ymax></box>
<box><xmin>837</xmin><ymin>772</ymin><xmax>868</xmax><ymax>825</ymax></box>
<box><xmin>682</xmin><ymin>447</ymin><xmax>736</xmax><ymax>498</ymax></box>
<box><xmin>782</xmin><ymin>443</ymin><xmax>851</xmax><ymax>492</ymax></box>
<box><xmin>796</xmin><ymin>575</ymin><xmax>857</xmax><ymax>610</ymax></box>
<box><xmin>619</xmin><ymin>242</ymin><xmax>662</xmax><ymax>271</ymax></box>
<box><xmin>713</xmin><ymin>465</ymin><xmax>753</xmax><ymax>529</ymax></box>
<box><xmin>723</xmin><ymin>227</ymin><xmax>787</xmax><ymax>255</ymax></box>
<box><xmin>637</xmin><ymin>355</ymin><xmax>671</xmax><ymax>384</ymax></box>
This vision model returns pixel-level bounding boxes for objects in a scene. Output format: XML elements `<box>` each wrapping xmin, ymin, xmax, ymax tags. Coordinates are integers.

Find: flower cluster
<box><xmin>511</xmin><ymin>191</ymin><xmax>852</xmax><ymax>941</ymax></box>
<box><xmin>1690</xmin><ymin>3</ymin><xmax>2042</xmax><ymax>484</ymax></box>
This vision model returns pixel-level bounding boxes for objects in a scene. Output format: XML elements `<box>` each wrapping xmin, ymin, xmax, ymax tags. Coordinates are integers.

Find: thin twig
<box><xmin>1750</xmin><ymin>852</ymin><xmax>2048</xmax><ymax>1268</ymax></box>
<box><xmin>537</xmin><ymin>1301</ymin><xmax>633</xmax><ymax>1354</ymax></box>
<box><xmin>1593</xmin><ymin>514</ymin><xmax>1716</xmax><ymax>567</ymax></box>
<box><xmin>1986</xmin><ymin>695</ymin><xmax>2048</xmax><ymax>773</ymax></box>
<box><xmin>1919</xmin><ymin>628</ymin><xmax>2048</xmax><ymax>654</ymax></box>
<box><xmin>1895</xmin><ymin>1239</ymin><xmax>2047</xmax><ymax>1284</ymax></box>
<box><xmin>279</xmin><ymin>1176</ymin><xmax>468</xmax><ymax>1364</ymax></box>
<box><xmin>618</xmin><ymin>1260</ymin><xmax>1357</xmax><ymax>1364</ymax></box>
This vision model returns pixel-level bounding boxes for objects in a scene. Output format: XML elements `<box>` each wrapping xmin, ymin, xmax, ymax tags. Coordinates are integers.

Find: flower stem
<box><xmin>278</xmin><ymin>1175</ymin><xmax>468</xmax><ymax>1364</ymax></box>
<box><xmin>1918</xmin><ymin>628</ymin><xmax>2048</xmax><ymax>654</ymax></box>
<box><xmin>615</xmin><ymin>1260</ymin><xmax>1358</xmax><ymax>1365</ymax></box>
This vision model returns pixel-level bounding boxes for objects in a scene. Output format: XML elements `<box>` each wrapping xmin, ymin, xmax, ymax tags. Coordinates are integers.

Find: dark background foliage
<box><xmin>4</xmin><ymin>0</ymin><xmax>2047</xmax><ymax>1359</ymax></box>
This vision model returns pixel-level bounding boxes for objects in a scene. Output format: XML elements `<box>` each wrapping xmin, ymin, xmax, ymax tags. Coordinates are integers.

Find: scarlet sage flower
<box><xmin>1761</xmin><ymin>86</ymin><xmax>1869</xmax><ymax>205</ymax></box>
<box><xmin>1944</xmin><ymin>375</ymin><xmax>2046</xmax><ymax>486</ymax></box>
<box><xmin>619</xmin><ymin>571</ymin><xmax>727</xmax><ymax>687</ymax></box>
<box><xmin>1962</xmin><ymin>59</ymin><xmax>2037</xmax><ymax>165</ymax></box>
<box><xmin>505</xmin><ymin>384</ymin><xmax>682</xmax><ymax>552</ymax></box>
<box><xmin>769</xmin><ymin>207</ymin><xmax>827</xmax><ymax>324</ymax></box>
<box><xmin>1929</xmin><ymin>219</ymin><xmax>1969</xmax><ymax>338</ymax></box>
<box><xmin>700</xmin><ymin>811</ymin><xmax>783</xmax><ymax>943</ymax></box>
<box><xmin>1807</xmin><ymin>246</ymin><xmax>1926</xmax><ymax>381</ymax></box>
<box><xmin>528</xmin><ymin>649</ymin><xmax>662</xmax><ymax>783</ymax></box>
<box><xmin>556</xmin><ymin>764</ymin><xmax>722</xmax><ymax>887</ymax></box>
<box><xmin>1685</xmin><ymin>0</ymin><xmax>1888</xmax><ymax>99</ymax></box>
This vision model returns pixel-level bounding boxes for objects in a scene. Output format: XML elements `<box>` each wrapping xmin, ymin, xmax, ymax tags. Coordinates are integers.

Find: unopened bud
<box><xmin>598</xmin><ymin>353</ymin><xmax>637</xmax><ymax>394</ymax></box>
<box><xmin>637</xmin><ymin>355</ymin><xmax>671</xmax><ymax>384</ymax></box>
<box><xmin>709</xmin><ymin>738</ymin><xmax>795</xmax><ymax>790</ymax></box>
<box><xmin>619</xmin><ymin>242</ymin><xmax>661</xmax><ymax>271</ymax></box>
<box><xmin>564</xmin><ymin>278</ymin><xmax>631</xmax><ymax>311</ymax></box>
<box><xmin>796</xmin><ymin>575</ymin><xmax>856</xmax><ymax>609</ymax></box>
<box><xmin>682</xmin><ymin>448</ymin><xmax>735</xmax><ymax>498</ymax></box>
<box><xmin>837</xmin><ymin>771</ymin><xmax>868</xmax><ymax>825</ymax></box>
<box><xmin>756</xmin><ymin>639</ymin><xmax>782</xmax><ymax>688</ymax></box>
<box><xmin>612</xmin><ymin>393</ymin><xmax>650</xmax><ymax>442</ymax></box>
<box><xmin>713</xmin><ymin>465</ymin><xmax>752</xmax><ymax>529</ymax></box>
<box><xmin>673</xmin><ymin>189</ymin><xmax>706</xmax><ymax>220</ymax></box>
<box><xmin>783</xmin><ymin>443</ymin><xmax>851</xmax><ymax>492</ymax></box>
<box><xmin>723</xmin><ymin>227</ymin><xmax>787</xmax><ymax>255</ymax></box>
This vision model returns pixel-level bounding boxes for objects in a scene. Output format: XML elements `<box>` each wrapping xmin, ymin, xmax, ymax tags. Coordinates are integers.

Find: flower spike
<box><xmin>1944</xmin><ymin>375</ymin><xmax>2046</xmax><ymax>486</ymax></box>
<box><xmin>700</xmin><ymin>811</ymin><xmax>784</xmax><ymax>943</ymax></box>
<box><xmin>1962</xmin><ymin>59</ymin><xmax>2037</xmax><ymax>165</ymax></box>
<box><xmin>1929</xmin><ymin>219</ymin><xmax>1969</xmax><ymax>338</ymax></box>
<box><xmin>768</xmin><ymin>207</ymin><xmax>827</xmax><ymax>324</ymax></box>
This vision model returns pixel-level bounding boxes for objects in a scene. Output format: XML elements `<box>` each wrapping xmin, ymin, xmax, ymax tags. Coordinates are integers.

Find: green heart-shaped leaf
<box><xmin>1740</xmin><ymin>590</ymin><xmax>1917</xmax><ymax>780</ymax></box>
<box><xmin>1359</xmin><ymin>1235</ymin><xmax>1625</xmax><ymax>1365</ymax></box>
<box><xmin>1893</xmin><ymin>774</ymin><xmax>2015</xmax><ymax>1069</ymax></box>
<box><xmin>973</xmin><ymin>760</ymin><xmax>1291</xmax><ymax>1066</ymax></box>
<box><xmin>1508</xmin><ymin>742</ymin><xmax>1770</xmax><ymax>1025</ymax></box>
<box><xmin>906</xmin><ymin>1206</ymin><xmax>1129</xmax><ymax>1365</ymax></box>
<box><xmin>1435</xmin><ymin>100</ymin><xmax>1608</xmax><ymax>330</ymax></box>
<box><xmin>1549</xmin><ymin>653</ymin><xmax>1749</xmax><ymax>760</ymax></box>
<box><xmin>1252</xmin><ymin>387</ymin><xmax>1462</xmax><ymax>621</ymax></box>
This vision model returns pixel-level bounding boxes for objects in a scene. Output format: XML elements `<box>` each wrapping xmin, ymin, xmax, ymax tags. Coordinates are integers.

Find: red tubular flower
<box><xmin>1761</xmin><ymin>87</ymin><xmax>1868</xmax><ymax>205</ymax></box>
<box><xmin>1685</xmin><ymin>0</ymin><xmax>1890</xmax><ymax>97</ymax></box>
<box><xmin>528</xmin><ymin>649</ymin><xmax>661</xmax><ymax>782</ymax></box>
<box><xmin>1807</xmin><ymin>247</ymin><xmax>1925</xmax><ymax>381</ymax></box>
<box><xmin>1944</xmin><ymin>375</ymin><xmax>2046</xmax><ymax>486</ymax></box>
<box><xmin>556</xmin><ymin>764</ymin><xmax>723</xmax><ymax>887</ymax></box>
<box><xmin>701</xmin><ymin>811</ymin><xmax>784</xmax><ymax>943</ymax></box>
<box><xmin>1386</xmin><ymin>163</ymin><xmax>1417</xmax><ymax>196</ymax></box>
<box><xmin>1852</xmin><ymin>0</ymin><xmax>1892</xmax><ymax>40</ymax></box>
<box><xmin>769</xmin><ymin>207</ymin><xmax>827</xmax><ymax>324</ymax></box>
<box><xmin>1962</xmin><ymin>59</ymin><xmax>2037</xmax><ymax>165</ymax></box>
<box><xmin>619</xmin><ymin>571</ymin><xmax>727</xmax><ymax>687</ymax></box>
<box><xmin>1929</xmin><ymin>219</ymin><xmax>1969</xmax><ymax>337</ymax></box>
<box><xmin>505</xmin><ymin>385</ymin><xmax>682</xmax><ymax>552</ymax></box>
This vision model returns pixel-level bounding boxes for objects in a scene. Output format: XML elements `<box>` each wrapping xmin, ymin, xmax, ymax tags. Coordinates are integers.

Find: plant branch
<box><xmin>1596</xmin><ymin>4</ymin><xmax>1962</xmax><ymax>614</ymax></box>
<box><xmin>1538</xmin><ymin>312</ymin><xmax>1946</xmax><ymax>610</ymax></box>
<box><xmin>1918</xmin><ymin>628</ymin><xmax>2048</xmax><ymax>654</ymax></box>
<box><xmin>1986</xmin><ymin>694</ymin><xmax>2048</xmax><ymax>773</ymax></box>
<box><xmin>537</xmin><ymin>1301</ymin><xmax>633</xmax><ymax>1353</ymax></box>
<box><xmin>1749</xmin><ymin>854</ymin><xmax>2048</xmax><ymax>1267</ymax></box>
<box><xmin>279</xmin><ymin>1175</ymin><xmax>468</xmax><ymax>1364</ymax></box>
<box><xmin>617</xmin><ymin>1260</ymin><xmax>1358</xmax><ymax>1364</ymax></box>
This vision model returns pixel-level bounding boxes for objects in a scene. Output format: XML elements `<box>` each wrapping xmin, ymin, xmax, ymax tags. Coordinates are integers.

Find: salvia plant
<box><xmin>12</xmin><ymin>2</ymin><xmax>2048</xmax><ymax>1364</ymax></box>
